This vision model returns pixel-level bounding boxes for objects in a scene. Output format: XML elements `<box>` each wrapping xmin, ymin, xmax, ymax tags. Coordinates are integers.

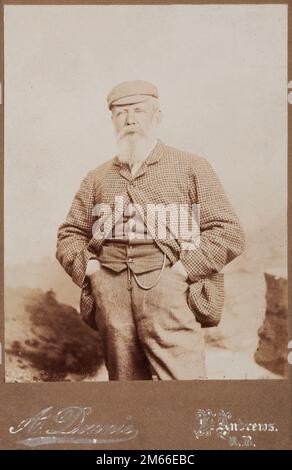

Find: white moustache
<box><xmin>118</xmin><ymin>126</ymin><xmax>143</xmax><ymax>141</ymax></box>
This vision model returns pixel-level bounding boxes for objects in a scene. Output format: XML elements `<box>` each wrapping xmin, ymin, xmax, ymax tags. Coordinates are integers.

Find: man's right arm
<box><xmin>56</xmin><ymin>171</ymin><xmax>99</xmax><ymax>288</ymax></box>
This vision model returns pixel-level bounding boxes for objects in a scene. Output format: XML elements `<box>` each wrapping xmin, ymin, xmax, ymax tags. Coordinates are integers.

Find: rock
<box><xmin>5</xmin><ymin>287</ymin><xmax>104</xmax><ymax>382</ymax></box>
<box><xmin>254</xmin><ymin>273</ymin><xmax>288</xmax><ymax>377</ymax></box>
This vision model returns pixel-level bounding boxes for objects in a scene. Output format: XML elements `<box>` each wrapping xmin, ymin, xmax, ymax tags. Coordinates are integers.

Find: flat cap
<box><xmin>107</xmin><ymin>80</ymin><xmax>159</xmax><ymax>109</ymax></box>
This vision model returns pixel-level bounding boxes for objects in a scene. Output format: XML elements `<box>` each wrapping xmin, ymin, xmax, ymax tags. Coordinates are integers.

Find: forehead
<box><xmin>111</xmin><ymin>99</ymin><xmax>153</xmax><ymax>114</ymax></box>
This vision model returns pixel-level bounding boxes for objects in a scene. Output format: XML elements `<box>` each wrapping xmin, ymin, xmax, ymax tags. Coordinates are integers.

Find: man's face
<box><xmin>111</xmin><ymin>98</ymin><xmax>160</xmax><ymax>141</ymax></box>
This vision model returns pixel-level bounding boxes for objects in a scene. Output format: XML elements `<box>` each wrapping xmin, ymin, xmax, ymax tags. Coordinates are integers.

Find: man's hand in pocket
<box><xmin>86</xmin><ymin>259</ymin><xmax>101</xmax><ymax>278</ymax></box>
<box><xmin>171</xmin><ymin>260</ymin><xmax>188</xmax><ymax>280</ymax></box>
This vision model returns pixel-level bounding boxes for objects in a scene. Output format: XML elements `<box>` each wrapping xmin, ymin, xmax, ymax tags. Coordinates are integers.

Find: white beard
<box><xmin>116</xmin><ymin>128</ymin><xmax>157</xmax><ymax>167</ymax></box>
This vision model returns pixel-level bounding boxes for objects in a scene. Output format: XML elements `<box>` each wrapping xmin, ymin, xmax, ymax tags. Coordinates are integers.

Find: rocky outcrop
<box><xmin>254</xmin><ymin>272</ymin><xmax>288</xmax><ymax>377</ymax></box>
<box><xmin>5</xmin><ymin>288</ymin><xmax>104</xmax><ymax>382</ymax></box>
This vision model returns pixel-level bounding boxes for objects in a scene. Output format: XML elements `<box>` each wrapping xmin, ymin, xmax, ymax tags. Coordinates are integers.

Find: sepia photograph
<box><xmin>3</xmin><ymin>3</ymin><xmax>288</xmax><ymax>384</ymax></box>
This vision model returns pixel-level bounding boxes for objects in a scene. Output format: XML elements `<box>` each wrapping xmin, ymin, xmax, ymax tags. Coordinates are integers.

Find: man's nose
<box><xmin>126</xmin><ymin>110</ymin><xmax>136</xmax><ymax>125</ymax></box>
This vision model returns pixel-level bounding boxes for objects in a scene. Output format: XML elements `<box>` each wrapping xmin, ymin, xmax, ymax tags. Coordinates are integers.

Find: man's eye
<box><xmin>135</xmin><ymin>109</ymin><xmax>144</xmax><ymax>113</ymax></box>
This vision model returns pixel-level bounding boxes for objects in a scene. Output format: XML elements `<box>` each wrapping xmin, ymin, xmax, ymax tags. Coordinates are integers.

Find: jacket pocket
<box><xmin>187</xmin><ymin>272</ymin><xmax>224</xmax><ymax>327</ymax></box>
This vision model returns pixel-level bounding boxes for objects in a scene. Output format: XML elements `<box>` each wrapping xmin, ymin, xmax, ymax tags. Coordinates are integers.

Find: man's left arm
<box><xmin>180</xmin><ymin>156</ymin><xmax>246</xmax><ymax>281</ymax></box>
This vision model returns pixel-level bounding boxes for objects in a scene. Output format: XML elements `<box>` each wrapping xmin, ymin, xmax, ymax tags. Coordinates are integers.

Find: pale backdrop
<box><xmin>4</xmin><ymin>4</ymin><xmax>287</xmax><ymax>268</ymax></box>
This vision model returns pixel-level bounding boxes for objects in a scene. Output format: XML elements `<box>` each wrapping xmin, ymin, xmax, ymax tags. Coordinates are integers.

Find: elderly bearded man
<box><xmin>56</xmin><ymin>80</ymin><xmax>245</xmax><ymax>381</ymax></box>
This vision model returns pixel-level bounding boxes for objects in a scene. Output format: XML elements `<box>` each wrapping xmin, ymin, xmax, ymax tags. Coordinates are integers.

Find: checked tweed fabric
<box><xmin>56</xmin><ymin>140</ymin><xmax>245</xmax><ymax>328</ymax></box>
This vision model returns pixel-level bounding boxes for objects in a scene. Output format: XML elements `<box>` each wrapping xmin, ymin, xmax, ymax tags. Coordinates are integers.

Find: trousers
<box><xmin>90</xmin><ymin>248</ymin><xmax>206</xmax><ymax>380</ymax></box>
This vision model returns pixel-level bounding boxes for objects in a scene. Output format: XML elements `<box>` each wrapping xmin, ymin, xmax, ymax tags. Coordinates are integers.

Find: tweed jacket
<box><xmin>56</xmin><ymin>140</ymin><xmax>245</xmax><ymax>328</ymax></box>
